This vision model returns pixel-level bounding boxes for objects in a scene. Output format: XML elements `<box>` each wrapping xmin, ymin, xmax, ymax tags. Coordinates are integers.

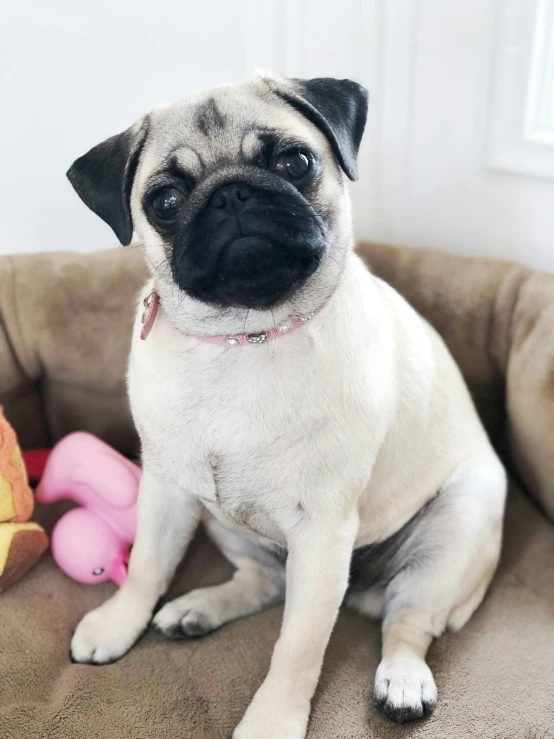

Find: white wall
<box><xmin>1</xmin><ymin>0</ymin><xmax>553</xmax><ymax>271</ymax></box>
<box><xmin>373</xmin><ymin>0</ymin><xmax>554</xmax><ymax>271</ymax></box>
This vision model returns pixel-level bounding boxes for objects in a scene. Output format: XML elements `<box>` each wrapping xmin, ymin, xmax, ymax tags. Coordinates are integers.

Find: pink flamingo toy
<box><xmin>35</xmin><ymin>432</ymin><xmax>140</xmax><ymax>586</ymax></box>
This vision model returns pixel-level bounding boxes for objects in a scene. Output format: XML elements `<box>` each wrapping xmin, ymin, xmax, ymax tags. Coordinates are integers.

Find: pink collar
<box><xmin>140</xmin><ymin>290</ymin><xmax>320</xmax><ymax>345</ymax></box>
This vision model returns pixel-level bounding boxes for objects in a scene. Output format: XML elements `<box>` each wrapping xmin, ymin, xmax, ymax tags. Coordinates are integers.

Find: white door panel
<box><xmin>373</xmin><ymin>0</ymin><xmax>554</xmax><ymax>271</ymax></box>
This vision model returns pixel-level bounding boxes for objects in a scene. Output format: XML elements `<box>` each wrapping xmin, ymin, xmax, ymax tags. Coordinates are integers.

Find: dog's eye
<box><xmin>92</xmin><ymin>567</ymin><xmax>104</xmax><ymax>576</ymax></box>
<box><xmin>151</xmin><ymin>188</ymin><xmax>186</xmax><ymax>221</ymax></box>
<box><xmin>274</xmin><ymin>150</ymin><xmax>311</xmax><ymax>181</ymax></box>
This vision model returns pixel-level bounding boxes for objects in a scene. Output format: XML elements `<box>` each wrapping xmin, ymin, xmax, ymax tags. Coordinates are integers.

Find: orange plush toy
<box><xmin>0</xmin><ymin>408</ymin><xmax>48</xmax><ymax>590</ymax></box>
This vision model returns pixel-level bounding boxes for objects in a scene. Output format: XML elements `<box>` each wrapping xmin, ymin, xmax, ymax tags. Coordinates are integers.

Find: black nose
<box><xmin>209</xmin><ymin>182</ymin><xmax>253</xmax><ymax>210</ymax></box>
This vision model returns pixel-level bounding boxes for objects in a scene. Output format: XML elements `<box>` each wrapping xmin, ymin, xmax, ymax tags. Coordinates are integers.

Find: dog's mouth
<box><xmin>217</xmin><ymin>235</ymin><xmax>318</xmax><ymax>283</ymax></box>
<box><xmin>218</xmin><ymin>237</ymin><xmax>283</xmax><ymax>281</ymax></box>
<box><xmin>200</xmin><ymin>235</ymin><xmax>322</xmax><ymax>309</ymax></box>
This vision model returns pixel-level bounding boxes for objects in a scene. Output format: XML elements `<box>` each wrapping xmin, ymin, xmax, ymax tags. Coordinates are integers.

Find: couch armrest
<box><xmin>507</xmin><ymin>271</ymin><xmax>554</xmax><ymax>520</ymax></box>
<box><xmin>0</xmin><ymin>247</ymin><xmax>148</xmax><ymax>456</ymax></box>
<box><xmin>0</xmin><ymin>257</ymin><xmax>49</xmax><ymax>448</ymax></box>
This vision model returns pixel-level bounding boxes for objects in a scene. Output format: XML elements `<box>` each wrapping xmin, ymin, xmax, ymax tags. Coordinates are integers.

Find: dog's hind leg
<box><xmin>152</xmin><ymin>517</ymin><xmax>285</xmax><ymax>639</ymax></box>
<box><xmin>350</xmin><ymin>456</ymin><xmax>506</xmax><ymax>724</ymax></box>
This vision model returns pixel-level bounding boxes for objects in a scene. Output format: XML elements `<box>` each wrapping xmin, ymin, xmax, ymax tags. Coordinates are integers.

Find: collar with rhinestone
<box><xmin>140</xmin><ymin>290</ymin><xmax>321</xmax><ymax>345</ymax></box>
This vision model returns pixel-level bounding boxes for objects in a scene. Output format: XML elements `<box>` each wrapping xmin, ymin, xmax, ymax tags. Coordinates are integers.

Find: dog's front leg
<box><xmin>234</xmin><ymin>506</ymin><xmax>359</xmax><ymax>739</ymax></box>
<box><xmin>70</xmin><ymin>469</ymin><xmax>202</xmax><ymax>664</ymax></box>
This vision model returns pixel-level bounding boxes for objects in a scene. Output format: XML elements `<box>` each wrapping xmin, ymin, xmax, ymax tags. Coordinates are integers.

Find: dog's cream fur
<box><xmin>69</xmin><ymin>75</ymin><xmax>506</xmax><ymax>738</ymax></box>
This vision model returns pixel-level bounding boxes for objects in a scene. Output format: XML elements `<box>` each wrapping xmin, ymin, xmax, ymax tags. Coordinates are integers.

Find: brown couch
<box><xmin>1</xmin><ymin>243</ymin><xmax>553</xmax><ymax>739</ymax></box>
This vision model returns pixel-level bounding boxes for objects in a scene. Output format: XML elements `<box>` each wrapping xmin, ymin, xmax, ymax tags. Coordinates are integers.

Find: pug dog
<box><xmin>67</xmin><ymin>73</ymin><xmax>506</xmax><ymax>738</ymax></box>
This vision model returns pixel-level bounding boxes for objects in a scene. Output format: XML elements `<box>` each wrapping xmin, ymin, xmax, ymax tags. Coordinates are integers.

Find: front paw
<box><xmin>151</xmin><ymin>589</ymin><xmax>218</xmax><ymax>640</ymax></box>
<box><xmin>233</xmin><ymin>682</ymin><xmax>310</xmax><ymax>739</ymax></box>
<box><xmin>373</xmin><ymin>657</ymin><xmax>437</xmax><ymax>723</ymax></box>
<box><xmin>70</xmin><ymin>597</ymin><xmax>149</xmax><ymax>665</ymax></box>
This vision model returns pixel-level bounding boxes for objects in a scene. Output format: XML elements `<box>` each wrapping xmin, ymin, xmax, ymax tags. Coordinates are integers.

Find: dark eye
<box><xmin>274</xmin><ymin>150</ymin><xmax>311</xmax><ymax>181</ymax></box>
<box><xmin>92</xmin><ymin>567</ymin><xmax>104</xmax><ymax>576</ymax></box>
<box><xmin>151</xmin><ymin>188</ymin><xmax>186</xmax><ymax>221</ymax></box>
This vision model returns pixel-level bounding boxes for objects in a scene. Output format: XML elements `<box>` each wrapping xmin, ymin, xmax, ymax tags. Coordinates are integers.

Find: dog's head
<box><xmin>68</xmin><ymin>74</ymin><xmax>367</xmax><ymax>330</ymax></box>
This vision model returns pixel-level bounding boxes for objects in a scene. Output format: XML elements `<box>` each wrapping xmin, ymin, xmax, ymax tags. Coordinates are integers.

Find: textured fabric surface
<box><xmin>0</xmin><ymin>248</ymin><xmax>147</xmax><ymax>455</ymax></box>
<box><xmin>0</xmin><ymin>243</ymin><xmax>553</xmax><ymax>738</ymax></box>
<box><xmin>1</xmin><ymin>484</ymin><xmax>553</xmax><ymax>739</ymax></box>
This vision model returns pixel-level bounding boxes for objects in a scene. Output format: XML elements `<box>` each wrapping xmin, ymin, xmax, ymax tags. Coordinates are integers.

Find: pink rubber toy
<box><xmin>35</xmin><ymin>432</ymin><xmax>140</xmax><ymax>586</ymax></box>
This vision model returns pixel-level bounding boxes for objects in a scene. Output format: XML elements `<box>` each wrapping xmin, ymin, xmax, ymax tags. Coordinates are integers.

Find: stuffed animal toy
<box><xmin>36</xmin><ymin>432</ymin><xmax>140</xmax><ymax>586</ymax></box>
<box><xmin>0</xmin><ymin>408</ymin><xmax>48</xmax><ymax>590</ymax></box>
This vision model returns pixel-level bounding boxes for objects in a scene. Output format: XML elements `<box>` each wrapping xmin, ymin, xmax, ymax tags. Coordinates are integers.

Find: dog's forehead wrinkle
<box><xmin>157</xmin><ymin>134</ymin><xmax>252</xmax><ymax>176</ymax></box>
<box><xmin>165</xmin><ymin>147</ymin><xmax>205</xmax><ymax>176</ymax></box>
<box><xmin>151</xmin><ymin>126</ymin><xmax>321</xmax><ymax>183</ymax></box>
<box><xmin>195</xmin><ymin>96</ymin><xmax>227</xmax><ymax>136</ymax></box>
<box><xmin>145</xmin><ymin>82</ymin><xmax>327</xmax><ymax>166</ymax></box>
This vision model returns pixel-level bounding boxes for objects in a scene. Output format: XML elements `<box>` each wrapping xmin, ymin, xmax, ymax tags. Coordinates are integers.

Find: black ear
<box><xmin>265</xmin><ymin>76</ymin><xmax>368</xmax><ymax>180</ymax></box>
<box><xmin>66</xmin><ymin>118</ymin><xmax>149</xmax><ymax>245</ymax></box>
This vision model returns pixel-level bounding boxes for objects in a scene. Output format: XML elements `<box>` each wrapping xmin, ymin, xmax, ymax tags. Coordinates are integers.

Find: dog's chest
<box><xmin>131</xmin><ymin>331</ymin><xmax>377</xmax><ymax>541</ymax></box>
